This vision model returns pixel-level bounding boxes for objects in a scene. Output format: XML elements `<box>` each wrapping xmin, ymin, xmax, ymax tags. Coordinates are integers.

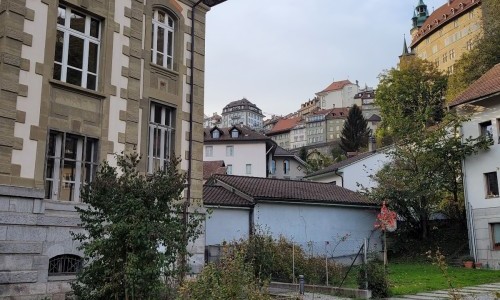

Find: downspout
<box><xmin>334</xmin><ymin>169</ymin><xmax>343</xmax><ymax>187</ymax></box>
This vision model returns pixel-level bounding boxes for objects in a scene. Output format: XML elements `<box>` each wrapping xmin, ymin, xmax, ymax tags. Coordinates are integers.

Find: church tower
<box><xmin>411</xmin><ymin>0</ymin><xmax>429</xmax><ymax>36</ymax></box>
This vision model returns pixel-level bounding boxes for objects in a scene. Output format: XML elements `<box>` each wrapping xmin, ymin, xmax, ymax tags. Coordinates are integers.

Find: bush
<box><xmin>179</xmin><ymin>247</ymin><xmax>270</xmax><ymax>300</ymax></box>
<box><xmin>358</xmin><ymin>260</ymin><xmax>390</xmax><ymax>299</ymax></box>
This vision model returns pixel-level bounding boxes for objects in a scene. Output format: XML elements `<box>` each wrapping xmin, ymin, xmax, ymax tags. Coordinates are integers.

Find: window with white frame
<box><xmin>246</xmin><ymin>164</ymin><xmax>252</xmax><ymax>175</ymax></box>
<box><xmin>226</xmin><ymin>145</ymin><xmax>234</xmax><ymax>157</ymax></box>
<box><xmin>205</xmin><ymin>145</ymin><xmax>213</xmax><ymax>157</ymax></box>
<box><xmin>45</xmin><ymin>131</ymin><xmax>98</xmax><ymax>201</ymax></box>
<box><xmin>54</xmin><ymin>5</ymin><xmax>100</xmax><ymax>90</ymax></box>
<box><xmin>492</xmin><ymin>223</ymin><xmax>500</xmax><ymax>250</ymax></box>
<box><xmin>485</xmin><ymin>172</ymin><xmax>499</xmax><ymax>198</ymax></box>
<box><xmin>212</xmin><ymin>130</ymin><xmax>220</xmax><ymax>138</ymax></box>
<box><xmin>227</xmin><ymin>164</ymin><xmax>232</xmax><ymax>175</ymax></box>
<box><xmin>231</xmin><ymin>129</ymin><xmax>239</xmax><ymax>138</ymax></box>
<box><xmin>148</xmin><ymin>103</ymin><xmax>175</xmax><ymax>173</ymax></box>
<box><xmin>151</xmin><ymin>9</ymin><xmax>175</xmax><ymax>70</ymax></box>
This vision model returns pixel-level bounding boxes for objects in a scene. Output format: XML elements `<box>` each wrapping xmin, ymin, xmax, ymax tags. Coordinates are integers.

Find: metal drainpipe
<box><xmin>334</xmin><ymin>169</ymin><xmax>343</xmax><ymax>187</ymax></box>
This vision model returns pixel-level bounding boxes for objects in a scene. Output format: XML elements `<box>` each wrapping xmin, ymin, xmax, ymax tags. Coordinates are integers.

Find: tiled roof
<box><xmin>367</xmin><ymin>114</ymin><xmax>381</xmax><ymax>122</ymax></box>
<box><xmin>267</xmin><ymin>116</ymin><xmax>302</xmax><ymax>135</ymax></box>
<box><xmin>305</xmin><ymin>150</ymin><xmax>382</xmax><ymax>178</ymax></box>
<box><xmin>211</xmin><ymin>174</ymin><xmax>376</xmax><ymax>206</ymax></box>
<box><xmin>411</xmin><ymin>0</ymin><xmax>481</xmax><ymax>47</ymax></box>
<box><xmin>449</xmin><ymin>63</ymin><xmax>500</xmax><ymax>107</ymax></box>
<box><xmin>203</xmin><ymin>186</ymin><xmax>253</xmax><ymax>207</ymax></box>
<box><xmin>326</xmin><ymin>108</ymin><xmax>349</xmax><ymax>119</ymax></box>
<box><xmin>204</xmin><ymin>125</ymin><xmax>272</xmax><ymax>143</ymax></box>
<box><xmin>203</xmin><ymin>160</ymin><xmax>226</xmax><ymax>180</ymax></box>
<box><xmin>317</xmin><ymin>80</ymin><xmax>353</xmax><ymax>94</ymax></box>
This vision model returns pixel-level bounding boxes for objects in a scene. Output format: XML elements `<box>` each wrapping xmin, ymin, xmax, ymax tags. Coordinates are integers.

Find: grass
<box><xmin>388</xmin><ymin>262</ymin><xmax>500</xmax><ymax>295</ymax></box>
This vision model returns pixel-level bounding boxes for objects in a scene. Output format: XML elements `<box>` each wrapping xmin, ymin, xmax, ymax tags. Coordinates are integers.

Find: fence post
<box><xmin>325</xmin><ymin>241</ymin><xmax>329</xmax><ymax>286</ymax></box>
<box><xmin>292</xmin><ymin>242</ymin><xmax>295</xmax><ymax>284</ymax></box>
<box><xmin>299</xmin><ymin>275</ymin><xmax>305</xmax><ymax>295</ymax></box>
<box><xmin>364</xmin><ymin>238</ymin><xmax>368</xmax><ymax>290</ymax></box>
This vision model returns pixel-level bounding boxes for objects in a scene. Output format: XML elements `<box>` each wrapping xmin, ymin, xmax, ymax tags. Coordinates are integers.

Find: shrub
<box><xmin>357</xmin><ymin>260</ymin><xmax>390</xmax><ymax>299</ymax></box>
<box><xmin>179</xmin><ymin>247</ymin><xmax>271</xmax><ymax>300</ymax></box>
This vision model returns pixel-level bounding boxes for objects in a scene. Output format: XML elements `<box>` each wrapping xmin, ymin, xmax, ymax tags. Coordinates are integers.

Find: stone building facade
<box><xmin>0</xmin><ymin>0</ymin><xmax>208</xmax><ymax>298</ymax></box>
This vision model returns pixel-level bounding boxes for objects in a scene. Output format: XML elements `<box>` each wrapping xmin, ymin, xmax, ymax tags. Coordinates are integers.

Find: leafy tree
<box><xmin>375</xmin><ymin>58</ymin><xmax>447</xmax><ymax>143</ymax></box>
<box><xmin>339</xmin><ymin>104</ymin><xmax>370</xmax><ymax>152</ymax></box>
<box><xmin>298</xmin><ymin>146</ymin><xmax>308</xmax><ymax>162</ymax></box>
<box><xmin>330</xmin><ymin>145</ymin><xmax>346</xmax><ymax>162</ymax></box>
<box><xmin>305</xmin><ymin>151</ymin><xmax>333</xmax><ymax>174</ymax></box>
<box><xmin>72</xmin><ymin>153</ymin><xmax>203</xmax><ymax>300</ymax></box>
<box><xmin>447</xmin><ymin>0</ymin><xmax>500</xmax><ymax>101</ymax></box>
<box><xmin>369</xmin><ymin>114</ymin><xmax>490</xmax><ymax>240</ymax></box>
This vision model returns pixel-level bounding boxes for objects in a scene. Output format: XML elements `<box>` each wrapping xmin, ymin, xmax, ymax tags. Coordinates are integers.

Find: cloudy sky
<box><xmin>203</xmin><ymin>0</ymin><xmax>444</xmax><ymax>117</ymax></box>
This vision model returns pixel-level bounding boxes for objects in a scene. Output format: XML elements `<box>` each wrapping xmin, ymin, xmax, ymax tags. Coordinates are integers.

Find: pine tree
<box><xmin>339</xmin><ymin>105</ymin><xmax>370</xmax><ymax>153</ymax></box>
<box><xmin>298</xmin><ymin>146</ymin><xmax>308</xmax><ymax>161</ymax></box>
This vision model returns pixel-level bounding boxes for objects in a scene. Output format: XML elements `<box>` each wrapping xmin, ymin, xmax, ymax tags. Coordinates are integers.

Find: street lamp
<box><xmin>186</xmin><ymin>0</ymin><xmax>227</xmax><ymax>209</ymax></box>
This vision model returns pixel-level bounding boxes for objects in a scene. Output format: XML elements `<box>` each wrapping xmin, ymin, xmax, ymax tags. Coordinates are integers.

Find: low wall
<box><xmin>269</xmin><ymin>281</ymin><xmax>372</xmax><ymax>299</ymax></box>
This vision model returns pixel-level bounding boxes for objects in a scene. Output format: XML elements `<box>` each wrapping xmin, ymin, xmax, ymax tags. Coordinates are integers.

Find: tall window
<box><xmin>148</xmin><ymin>103</ymin><xmax>174</xmax><ymax>172</ymax></box>
<box><xmin>45</xmin><ymin>131</ymin><xmax>98</xmax><ymax>201</ymax></box>
<box><xmin>151</xmin><ymin>9</ymin><xmax>174</xmax><ymax>70</ymax></box>
<box><xmin>226</xmin><ymin>164</ymin><xmax>232</xmax><ymax>175</ymax></box>
<box><xmin>226</xmin><ymin>146</ymin><xmax>234</xmax><ymax>157</ymax></box>
<box><xmin>283</xmin><ymin>159</ymin><xmax>290</xmax><ymax>175</ymax></box>
<box><xmin>54</xmin><ymin>5</ymin><xmax>100</xmax><ymax>90</ymax></box>
<box><xmin>270</xmin><ymin>160</ymin><xmax>276</xmax><ymax>175</ymax></box>
<box><xmin>492</xmin><ymin>223</ymin><xmax>500</xmax><ymax>250</ymax></box>
<box><xmin>485</xmin><ymin>172</ymin><xmax>499</xmax><ymax>198</ymax></box>
<box><xmin>246</xmin><ymin>164</ymin><xmax>252</xmax><ymax>175</ymax></box>
<box><xmin>205</xmin><ymin>145</ymin><xmax>213</xmax><ymax>157</ymax></box>
<box><xmin>480</xmin><ymin>121</ymin><xmax>493</xmax><ymax>140</ymax></box>
<box><xmin>49</xmin><ymin>254</ymin><xmax>82</xmax><ymax>276</ymax></box>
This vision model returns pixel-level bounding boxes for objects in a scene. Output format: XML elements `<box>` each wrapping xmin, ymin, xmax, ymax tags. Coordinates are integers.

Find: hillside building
<box><xmin>221</xmin><ymin>98</ymin><xmax>264</xmax><ymax>129</ymax></box>
<box><xmin>315</xmin><ymin>80</ymin><xmax>360</xmax><ymax>109</ymax></box>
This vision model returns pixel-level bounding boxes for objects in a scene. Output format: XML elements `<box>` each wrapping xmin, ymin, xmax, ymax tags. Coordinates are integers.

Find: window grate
<box><xmin>49</xmin><ymin>254</ymin><xmax>82</xmax><ymax>276</ymax></box>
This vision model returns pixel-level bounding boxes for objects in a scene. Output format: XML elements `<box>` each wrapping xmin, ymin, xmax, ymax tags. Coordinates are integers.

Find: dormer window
<box><xmin>231</xmin><ymin>129</ymin><xmax>239</xmax><ymax>138</ymax></box>
<box><xmin>458</xmin><ymin>3</ymin><xmax>464</xmax><ymax>9</ymax></box>
<box><xmin>212</xmin><ymin>130</ymin><xmax>220</xmax><ymax>138</ymax></box>
<box><xmin>443</xmin><ymin>14</ymin><xmax>447</xmax><ymax>19</ymax></box>
<box><xmin>451</xmin><ymin>8</ymin><xmax>455</xmax><ymax>14</ymax></box>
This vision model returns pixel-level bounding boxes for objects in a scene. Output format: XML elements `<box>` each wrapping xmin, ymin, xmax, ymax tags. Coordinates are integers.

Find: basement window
<box><xmin>49</xmin><ymin>254</ymin><xmax>82</xmax><ymax>276</ymax></box>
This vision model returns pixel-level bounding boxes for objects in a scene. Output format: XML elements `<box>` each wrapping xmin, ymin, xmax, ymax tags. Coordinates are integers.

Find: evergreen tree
<box><xmin>72</xmin><ymin>153</ymin><xmax>203</xmax><ymax>300</ymax></box>
<box><xmin>298</xmin><ymin>146</ymin><xmax>308</xmax><ymax>161</ymax></box>
<box><xmin>339</xmin><ymin>104</ymin><xmax>370</xmax><ymax>153</ymax></box>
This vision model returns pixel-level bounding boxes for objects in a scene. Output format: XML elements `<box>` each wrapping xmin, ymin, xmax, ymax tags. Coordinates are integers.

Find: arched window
<box><xmin>151</xmin><ymin>9</ymin><xmax>175</xmax><ymax>70</ymax></box>
<box><xmin>49</xmin><ymin>254</ymin><xmax>82</xmax><ymax>276</ymax></box>
<box><xmin>283</xmin><ymin>160</ymin><xmax>290</xmax><ymax>175</ymax></box>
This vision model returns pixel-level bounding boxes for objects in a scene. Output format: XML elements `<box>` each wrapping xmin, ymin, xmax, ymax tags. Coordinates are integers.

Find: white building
<box><xmin>221</xmin><ymin>98</ymin><xmax>265</xmax><ymax>129</ymax></box>
<box><xmin>450</xmin><ymin>63</ymin><xmax>500</xmax><ymax>269</ymax></box>
<box><xmin>203</xmin><ymin>125</ymin><xmax>275</xmax><ymax>178</ymax></box>
<box><xmin>204</xmin><ymin>175</ymin><xmax>381</xmax><ymax>260</ymax></box>
<box><xmin>305</xmin><ymin>149</ymin><xmax>391</xmax><ymax>192</ymax></box>
<box><xmin>290</xmin><ymin>122</ymin><xmax>307</xmax><ymax>149</ymax></box>
<box><xmin>204</xmin><ymin>112</ymin><xmax>222</xmax><ymax>128</ymax></box>
<box><xmin>269</xmin><ymin>146</ymin><xmax>307</xmax><ymax>180</ymax></box>
<box><xmin>316</xmin><ymin>80</ymin><xmax>361</xmax><ymax>109</ymax></box>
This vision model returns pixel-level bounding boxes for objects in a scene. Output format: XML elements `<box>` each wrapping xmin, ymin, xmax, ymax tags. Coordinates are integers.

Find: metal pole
<box><xmin>325</xmin><ymin>241</ymin><xmax>328</xmax><ymax>286</ymax></box>
<box><xmin>292</xmin><ymin>242</ymin><xmax>295</xmax><ymax>284</ymax></box>
<box><xmin>299</xmin><ymin>275</ymin><xmax>304</xmax><ymax>295</ymax></box>
<box><xmin>364</xmin><ymin>238</ymin><xmax>368</xmax><ymax>290</ymax></box>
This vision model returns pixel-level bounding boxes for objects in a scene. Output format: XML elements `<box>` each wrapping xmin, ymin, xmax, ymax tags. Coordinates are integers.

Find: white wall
<box><xmin>320</xmin><ymin>83</ymin><xmax>360</xmax><ymax>109</ymax></box>
<box><xmin>308</xmin><ymin>151</ymin><xmax>391</xmax><ymax>192</ymax></box>
<box><xmin>460</xmin><ymin>98</ymin><xmax>500</xmax><ymax>269</ymax></box>
<box><xmin>204</xmin><ymin>142</ymin><xmax>267</xmax><ymax>177</ymax></box>
<box><xmin>205</xmin><ymin>207</ymin><xmax>250</xmax><ymax>245</ymax></box>
<box><xmin>255</xmin><ymin>202</ymin><xmax>381</xmax><ymax>257</ymax></box>
<box><xmin>271</xmin><ymin>157</ymin><xmax>305</xmax><ymax>180</ymax></box>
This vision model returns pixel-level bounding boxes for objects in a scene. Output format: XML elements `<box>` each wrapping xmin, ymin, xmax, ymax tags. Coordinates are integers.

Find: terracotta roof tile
<box><xmin>203</xmin><ymin>185</ymin><xmax>253</xmax><ymax>207</ymax></box>
<box><xmin>203</xmin><ymin>160</ymin><xmax>226</xmax><ymax>180</ymax></box>
<box><xmin>317</xmin><ymin>80</ymin><xmax>353</xmax><ymax>94</ymax></box>
<box><xmin>449</xmin><ymin>63</ymin><xmax>500</xmax><ymax>107</ymax></box>
<box><xmin>411</xmin><ymin>0</ymin><xmax>481</xmax><ymax>47</ymax></box>
<box><xmin>211</xmin><ymin>174</ymin><xmax>376</xmax><ymax>206</ymax></box>
<box><xmin>267</xmin><ymin>116</ymin><xmax>302</xmax><ymax>135</ymax></box>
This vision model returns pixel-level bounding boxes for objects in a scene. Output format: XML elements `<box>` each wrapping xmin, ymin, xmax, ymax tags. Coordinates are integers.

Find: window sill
<box><xmin>48</xmin><ymin>274</ymin><xmax>77</xmax><ymax>281</ymax></box>
<box><xmin>150</xmin><ymin>63</ymin><xmax>179</xmax><ymax>77</ymax></box>
<box><xmin>485</xmin><ymin>195</ymin><xmax>500</xmax><ymax>199</ymax></box>
<box><xmin>49</xmin><ymin>79</ymin><xmax>106</xmax><ymax>99</ymax></box>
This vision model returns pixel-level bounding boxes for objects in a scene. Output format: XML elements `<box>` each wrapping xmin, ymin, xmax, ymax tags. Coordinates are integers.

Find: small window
<box><xmin>283</xmin><ymin>159</ymin><xmax>290</xmax><ymax>175</ymax></box>
<box><xmin>226</xmin><ymin>164</ymin><xmax>232</xmax><ymax>175</ymax></box>
<box><xmin>231</xmin><ymin>129</ymin><xmax>239</xmax><ymax>138</ymax></box>
<box><xmin>205</xmin><ymin>146</ymin><xmax>213</xmax><ymax>157</ymax></box>
<box><xmin>226</xmin><ymin>146</ymin><xmax>234</xmax><ymax>157</ymax></box>
<box><xmin>54</xmin><ymin>5</ymin><xmax>101</xmax><ymax>90</ymax></box>
<box><xmin>49</xmin><ymin>254</ymin><xmax>82</xmax><ymax>276</ymax></box>
<box><xmin>492</xmin><ymin>223</ymin><xmax>500</xmax><ymax>250</ymax></box>
<box><xmin>480</xmin><ymin>121</ymin><xmax>493</xmax><ymax>140</ymax></box>
<box><xmin>212</xmin><ymin>130</ymin><xmax>220</xmax><ymax>138</ymax></box>
<box><xmin>270</xmin><ymin>160</ymin><xmax>276</xmax><ymax>174</ymax></box>
<box><xmin>449</xmin><ymin>49</ymin><xmax>455</xmax><ymax>60</ymax></box>
<box><xmin>485</xmin><ymin>172</ymin><xmax>499</xmax><ymax>198</ymax></box>
<box><xmin>246</xmin><ymin>164</ymin><xmax>252</xmax><ymax>175</ymax></box>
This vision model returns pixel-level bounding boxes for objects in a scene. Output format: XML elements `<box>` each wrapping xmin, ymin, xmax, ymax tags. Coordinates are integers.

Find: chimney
<box><xmin>368</xmin><ymin>135</ymin><xmax>376</xmax><ymax>152</ymax></box>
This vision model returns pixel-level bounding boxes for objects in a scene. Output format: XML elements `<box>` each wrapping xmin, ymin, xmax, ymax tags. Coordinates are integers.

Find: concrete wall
<box><xmin>254</xmin><ymin>202</ymin><xmax>381</xmax><ymax>258</ymax></box>
<box><xmin>205</xmin><ymin>207</ymin><xmax>250</xmax><ymax>245</ymax></box>
<box><xmin>204</xmin><ymin>142</ymin><xmax>267</xmax><ymax>177</ymax></box>
<box><xmin>460</xmin><ymin>97</ymin><xmax>500</xmax><ymax>269</ymax></box>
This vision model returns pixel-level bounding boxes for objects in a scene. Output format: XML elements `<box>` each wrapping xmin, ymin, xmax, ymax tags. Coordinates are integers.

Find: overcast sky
<box><xmin>203</xmin><ymin>0</ymin><xmax>444</xmax><ymax>117</ymax></box>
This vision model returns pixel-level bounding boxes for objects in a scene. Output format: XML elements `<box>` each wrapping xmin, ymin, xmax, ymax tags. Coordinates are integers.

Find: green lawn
<box><xmin>388</xmin><ymin>262</ymin><xmax>500</xmax><ymax>295</ymax></box>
